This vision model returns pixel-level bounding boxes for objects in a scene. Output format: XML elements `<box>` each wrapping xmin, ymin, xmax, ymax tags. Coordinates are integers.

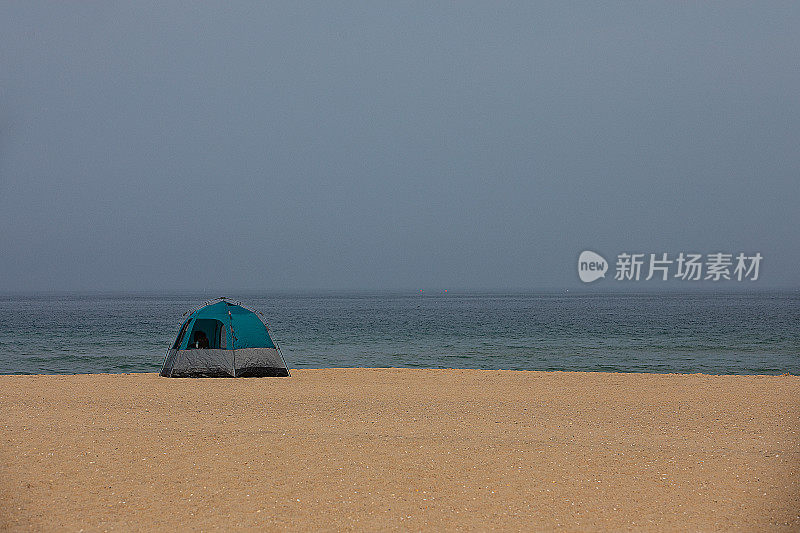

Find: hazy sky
<box><xmin>1</xmin><ymin>3</ymin><xmax>798</xmax><ymax>291</ymax></box>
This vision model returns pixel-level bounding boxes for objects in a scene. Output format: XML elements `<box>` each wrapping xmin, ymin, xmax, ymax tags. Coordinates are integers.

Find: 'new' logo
<box><xmin>578</xmin><ymin>251</ymin><xmax>607</xmax><ymax>283</ymax></box>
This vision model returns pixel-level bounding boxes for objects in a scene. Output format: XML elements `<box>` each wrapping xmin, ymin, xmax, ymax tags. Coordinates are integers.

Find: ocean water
<box><xmin>0</xmin><ymin>291</ymin><xmax>797</xmax><ymax>375</ymax></box>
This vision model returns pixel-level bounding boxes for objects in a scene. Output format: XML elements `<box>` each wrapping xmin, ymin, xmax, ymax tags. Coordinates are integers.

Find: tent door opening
<box><xmin>186</xmin><ymin>318</ymin><xmax>228</xmax><ymax>349</ymax></box>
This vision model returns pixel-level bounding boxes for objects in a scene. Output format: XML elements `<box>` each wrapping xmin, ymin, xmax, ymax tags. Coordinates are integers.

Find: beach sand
<box><xmin>1</xmin><ymin>369</ymin><xmax>798</xmax><ymax>531</ymax></box>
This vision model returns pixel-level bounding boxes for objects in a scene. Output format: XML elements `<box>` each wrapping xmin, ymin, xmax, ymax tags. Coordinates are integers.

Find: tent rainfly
<box><xmin>160</xmin><ymin>298</ymin><xmax>289</xmax><ymax>377</ymax></box>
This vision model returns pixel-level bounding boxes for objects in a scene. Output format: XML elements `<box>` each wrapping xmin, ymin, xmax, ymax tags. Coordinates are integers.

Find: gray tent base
<box><xmin>160</xmin><ymin>348</ymin><xmax>289</xmax><ymax>378</ymax></box>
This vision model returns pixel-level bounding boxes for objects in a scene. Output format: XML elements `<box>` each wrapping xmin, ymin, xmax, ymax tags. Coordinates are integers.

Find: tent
<box><xmin>160</xmin><ymin>298</ymin><xmax>290</xmax><ymax>377</ymax></box>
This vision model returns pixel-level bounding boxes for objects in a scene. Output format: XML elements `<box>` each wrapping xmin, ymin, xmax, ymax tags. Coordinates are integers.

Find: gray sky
<box><xmin>1</xmin><ymin>3</ymin><xmax>798</xmax><ymax>291</ymax></box>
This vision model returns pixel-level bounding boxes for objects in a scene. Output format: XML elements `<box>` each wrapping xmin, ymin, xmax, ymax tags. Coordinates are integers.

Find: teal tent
<box><xmin>160</xmin><ymin>298</ymin><xmax>289</xmax><ymax>377</ymax></box>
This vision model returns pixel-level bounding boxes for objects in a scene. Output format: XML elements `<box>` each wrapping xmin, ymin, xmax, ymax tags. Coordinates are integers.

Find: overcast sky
<box><xmin>1</xmin><ymin>3</ymin><xmax>798</xmax><ymax>291</ymax></box>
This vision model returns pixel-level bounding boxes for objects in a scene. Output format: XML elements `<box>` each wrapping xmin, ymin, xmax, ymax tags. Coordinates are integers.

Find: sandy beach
<box><xmin>1</xmin><ymin>369</ymin><xmax>798</xmax><ymax>531</ymax></box>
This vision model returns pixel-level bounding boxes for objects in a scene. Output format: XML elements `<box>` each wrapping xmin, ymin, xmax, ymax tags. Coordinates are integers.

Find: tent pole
<box><xmin>161</xmin><ymin>316</ymin><xmax>190</xmax><ymax>377</ymax></box>
<box><xmin>227</xmin><ymin>306</ymin><xmax>236</xmax><ymax>377</ymax></box>
<box><xmin>273</xmin><ymin>338</ymin><xmax>291</xmax><ymax>377</ymax></box>
<box><xmin>256</xmin><ymin>312</ymin><xmax>291</xmax><ymax>377</ymax></box>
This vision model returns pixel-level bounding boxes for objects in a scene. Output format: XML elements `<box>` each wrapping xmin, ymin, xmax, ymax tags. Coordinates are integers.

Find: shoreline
<box><xmin>2</xmin><ymin>368</ymin><xmax>798</xmax><ymax>530</ymax></box>
<box><xmin>4</xmin><ymin>367</ymin><xmax>798</xmax><ymax>376</ymax></box>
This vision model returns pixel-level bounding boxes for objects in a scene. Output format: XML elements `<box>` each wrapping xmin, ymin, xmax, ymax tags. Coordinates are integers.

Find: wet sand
<box><xmin>1</xmin><ymin>369</ymin><xmax>798</xmax><ymax>531</ymax></box>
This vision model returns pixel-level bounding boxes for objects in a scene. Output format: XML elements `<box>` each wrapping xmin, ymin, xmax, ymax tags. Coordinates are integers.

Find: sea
<box><xmin>0</xmin><ymin>291</ymin><xmax>797</xmax><ymax>375</ymax></box>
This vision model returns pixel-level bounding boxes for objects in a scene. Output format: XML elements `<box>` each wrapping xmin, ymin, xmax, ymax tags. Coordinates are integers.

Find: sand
<box><xmin>1</xmin><ymin>369</ymin><xmax>798</xmax><ymax>531</ymax></box>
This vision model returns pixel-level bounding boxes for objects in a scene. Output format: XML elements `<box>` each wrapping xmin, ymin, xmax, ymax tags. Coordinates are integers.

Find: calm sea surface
<box><xmin>0</xmin><ymin>291</ymin><xmax>797</xmax><ymax>375</ymax></box>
